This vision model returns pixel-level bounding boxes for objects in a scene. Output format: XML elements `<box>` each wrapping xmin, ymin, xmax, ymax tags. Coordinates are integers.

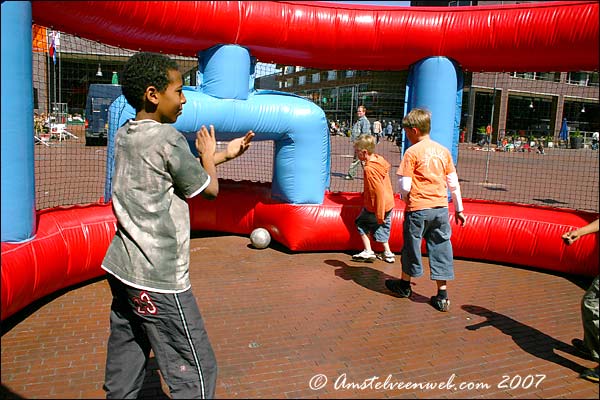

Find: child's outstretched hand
<box><xmin>195</xmin><ymin>125</ymin><xmax>217</xmax><ymax>158</ymax></box>
<box><xmin>225</xmin><ymin>130</ymin><xmax>255</xmax><ymax>160</ymax></box>
<box><xmin>562</xmin><ymin>230</ymin><xmax>580</xmax><ymax>245</ymax></box>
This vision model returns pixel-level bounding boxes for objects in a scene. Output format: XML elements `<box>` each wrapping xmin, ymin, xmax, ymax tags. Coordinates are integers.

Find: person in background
<box><xmin>372</xmin><ymin>119</ymin><xmax>382</xmax><ymax>144</ymax></box>
<box><xmin>345</xmin><ymin>105</ymin><xmax>372</xmax><ymax>180</ymax></box>
<box><xmin>562</xmin><ymin>218</ymin><xmax>599</xmax><ymax>383</ymax></box>
<box><xmin>386</xmin><ymin>121</ymin><xmax>394</xmax><ymax>141</ymax></box>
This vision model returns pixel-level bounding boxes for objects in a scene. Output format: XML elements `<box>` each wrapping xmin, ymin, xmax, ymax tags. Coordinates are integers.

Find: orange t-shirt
<box><xmin>396</xmin><ymin>138</ymin><xmax>456</xmax><ymax>212</ymax></box>
<box><xmin>363</xmin><ymin>154</ymin><xmax>395</xmax><ymax>222</ymax></box>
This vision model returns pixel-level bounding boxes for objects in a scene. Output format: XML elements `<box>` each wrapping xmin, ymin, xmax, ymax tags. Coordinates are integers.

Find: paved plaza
<box><xmin>1</xmin><ymin>234</ymin><xmax>598</xmax><ymax>399</ymax></box>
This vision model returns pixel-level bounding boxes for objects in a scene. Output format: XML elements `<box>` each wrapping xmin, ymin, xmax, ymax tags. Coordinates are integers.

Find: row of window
<box><xmin>510</xmin><ymin>71</ymin><xmax>599</xmax><ymax>87</ymax></box>
<box><xmin>282</xmin><ymin>69</ymin><xmax>362</xmax><ymax>88</ymax></box>
<box><xmin>282</xmin><ymin>68</ymin><xmax>598</xmax><ymax>89</ymax></box>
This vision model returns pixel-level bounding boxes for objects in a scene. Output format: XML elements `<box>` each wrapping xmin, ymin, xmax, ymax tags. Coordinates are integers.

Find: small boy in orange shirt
<box><xmin>386</xmin><ymin>108</ymin><xmax>466</xmax><ymax>312</ymax></box>
<box><xmin>351</xmin><ymin>134</ymin><xmax>396</xmax><ymax>263</ymax></box>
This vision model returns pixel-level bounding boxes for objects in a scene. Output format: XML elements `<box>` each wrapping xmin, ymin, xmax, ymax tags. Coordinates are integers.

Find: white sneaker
<box><xmin>377</xmin><ymin>251</ymin><xmax>395</xmax><ymax>263</ymax></box>
<box><xmin>352</xmin><ymin>249</ymin><xmax>376</xmax><ymax>263</ymax></box>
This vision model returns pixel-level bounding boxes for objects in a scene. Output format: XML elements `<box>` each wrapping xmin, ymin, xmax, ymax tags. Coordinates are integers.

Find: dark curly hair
<box><xmin>121</xmin><ymin>52</ymin><xmax>180</xmax><ymax>111</ymax></box>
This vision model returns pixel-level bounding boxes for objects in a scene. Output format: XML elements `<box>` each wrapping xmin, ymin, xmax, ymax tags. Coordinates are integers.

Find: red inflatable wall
<box><xmin>191</xmin><ymin>182</ymin><xmax>598</xmax><ymax>277</ymax></box>
<box><xmin>1</xmin><ymin>205</ymin><xmax>116</xmax><ymax>320</ymax></box>
<box><xmin>2</xmin><ymin>182</ymin><xmax>597</xmax><ymax>320</ymax></box>
<box><xmin>31</xmin><ymin>1</ymin><xmax>598</xmax><ymax>71</ymax></box>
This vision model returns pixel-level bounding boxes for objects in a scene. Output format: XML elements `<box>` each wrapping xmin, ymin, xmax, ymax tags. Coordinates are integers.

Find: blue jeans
<box><xmin>401</xmin><ymin>208</ymin><xmax>454</xmax><ymax>280</ymax></box>
<box><xmin>355</xmin><ymin>208</ymin><xmax>392</xmax><ymax>243</ymax></box>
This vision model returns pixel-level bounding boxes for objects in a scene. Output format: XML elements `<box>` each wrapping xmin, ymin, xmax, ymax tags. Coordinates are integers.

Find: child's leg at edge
<box><xmin>360</xmin><ymin>233</ymin><xmax>373</xmax><ymax>252</ymax></box>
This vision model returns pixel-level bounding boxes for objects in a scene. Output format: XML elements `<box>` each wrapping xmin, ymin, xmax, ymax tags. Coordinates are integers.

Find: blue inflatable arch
<box><xmin>107</xmin><ymin>45</ymin><xmax>330</xmax><ymax>205</ymax></box>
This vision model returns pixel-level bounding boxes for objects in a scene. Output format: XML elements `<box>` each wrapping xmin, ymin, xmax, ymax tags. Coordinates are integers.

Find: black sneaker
<box><xmin>572</xmin><ymin>338</ymin><xmax>595</xmax><ymax>361</ymax></box>
<box><xmin>430</xmin><ymin>295</ymin><xmax>450</xmax><ymax>312</ymax></box>
<box><xmin>385</xmin><ymin>279</ymin><xmax>411</xmax><ymax>297</ymax></box>
<box><xmin>580</xmin><ymin>366</ymin><xmax>599</xmax><ymax>383</ymax></box>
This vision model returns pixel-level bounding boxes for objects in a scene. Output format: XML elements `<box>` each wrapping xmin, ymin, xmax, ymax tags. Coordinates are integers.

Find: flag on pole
<box><xmin>49</xmin><ymin>31</ymin><xmax>56</xmax><ymax>64</ymax></box>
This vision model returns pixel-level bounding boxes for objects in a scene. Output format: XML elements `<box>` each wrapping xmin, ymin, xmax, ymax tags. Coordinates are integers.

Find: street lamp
<box><xmin>96</xmin><ymin>63</ymin><xmax>103</xmax><ymax>77</ymax></box>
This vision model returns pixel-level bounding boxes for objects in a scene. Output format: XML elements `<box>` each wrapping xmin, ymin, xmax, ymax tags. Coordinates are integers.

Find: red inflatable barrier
<box><xmin>1</xmin><ymin>181</ymin><xmax>597</xmax><ymax>321</ymax></box>
<box><xmin>31</xmin><ymin>1</ymin><xmax>598</xmax><ymax>71</ymax></box>
<box><xmin>190</xmin><ymin>182</ymin><xmax>598</xmax><ymax>277</ymax></box>
<box><xmin>1</xmin><ymin>204</ymin><xmax>116</xmax><ymax>321</ymax></box>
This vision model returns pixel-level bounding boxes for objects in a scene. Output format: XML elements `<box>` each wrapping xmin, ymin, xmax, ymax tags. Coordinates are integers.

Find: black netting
<box><xmin>33</xmin><ymin>27</ymin><xmax>599</xmax><ymax>212</ymax></box>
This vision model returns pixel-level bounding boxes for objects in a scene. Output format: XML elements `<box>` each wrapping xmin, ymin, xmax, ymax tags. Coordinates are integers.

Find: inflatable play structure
<box><xmin>1</xmin><ymin>1</ymin><xmax>598</xmax><ymax>321</ymax></box>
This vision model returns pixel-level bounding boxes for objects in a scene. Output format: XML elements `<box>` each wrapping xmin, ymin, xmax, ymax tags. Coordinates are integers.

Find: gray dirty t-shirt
<box><xmin>102</xmin><ymin>119</ymin><xmax>209</xmax><ymax>292</ymax></box>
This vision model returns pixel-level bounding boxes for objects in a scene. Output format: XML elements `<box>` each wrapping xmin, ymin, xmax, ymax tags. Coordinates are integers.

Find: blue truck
<box><xmin>85</xmin><ymin>84</ymin><xmax>122</xmax><ymax>146</ymax></box>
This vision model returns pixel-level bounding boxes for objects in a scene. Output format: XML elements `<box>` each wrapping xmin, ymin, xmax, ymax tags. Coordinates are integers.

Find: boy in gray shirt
<box><xmin>102</xmin><ymin>52</ymin><xmax>254</xmax><ymax>399</ymax></box>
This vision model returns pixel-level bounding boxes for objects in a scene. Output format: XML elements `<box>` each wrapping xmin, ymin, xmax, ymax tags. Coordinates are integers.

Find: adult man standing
<box><xmin>345</xmin><ymin>105</ymin><xmax>371</xmax><ymax>180</ymax></box>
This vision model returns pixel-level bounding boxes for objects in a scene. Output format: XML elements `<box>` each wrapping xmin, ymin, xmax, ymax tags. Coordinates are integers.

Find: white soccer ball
<box><xmin>250</xmin><ymin>228</ymin><xmax>271</xmax><ymax>249</ymax></box>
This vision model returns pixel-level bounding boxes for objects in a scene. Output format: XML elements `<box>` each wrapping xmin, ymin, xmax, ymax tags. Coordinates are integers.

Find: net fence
<box><xmin>32</xmin><ymin>26</ymin><xmax>599</xmax><ymax>212</ymax></box>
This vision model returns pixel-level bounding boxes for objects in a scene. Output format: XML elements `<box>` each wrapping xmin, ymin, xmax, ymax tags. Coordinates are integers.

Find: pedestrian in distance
<box><xmin>344</xmin><ymin>105</ymin><xmax>371</xmax><ymax>180</ymax></box>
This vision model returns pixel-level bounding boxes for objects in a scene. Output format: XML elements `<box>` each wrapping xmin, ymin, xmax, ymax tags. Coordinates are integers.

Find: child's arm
<box><xmin>398</xmin><ymin>176</ymin><xmax>411</xmax><ymax>203</ymax></box>
<box><xmin>447</xmin><ymin>172</ymin><xmax>466</xmax><ymax>226</ymax></box>
<box><xmin>213</xmin><ymin>131</ymin><xmax>255</xmax><ymax>165</ymax></box>
<box><xmin>562</xmin><ymin>218</ymin><xmax>599</xmax><ymax>245</ymax></box>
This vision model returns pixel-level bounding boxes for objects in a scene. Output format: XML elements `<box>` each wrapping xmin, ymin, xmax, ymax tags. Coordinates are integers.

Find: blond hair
<box><xmin>354</xmin><ymin>134</ymin><xmax>376</xmax><ymax>154</ymax></box>
<box><xmin>403</xmin><ymin>108</ymin><xmax>431</xmax><ymax>135</ymax></box>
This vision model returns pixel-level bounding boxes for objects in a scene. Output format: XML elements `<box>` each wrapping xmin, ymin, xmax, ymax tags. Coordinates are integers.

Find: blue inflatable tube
<box><xmin>106</xmin><ymin>45</ymin><xmax>330</xmax><ymax>205</ymax></box>
<box><xmin>404</xmin><ymin>57</ymin><xmax>462</xmax><ymax>165</ymax></box>
<box><xmin>1</xmin><ymin>1</ymin><xmax>36</xmax><ymax>242</ymax></box>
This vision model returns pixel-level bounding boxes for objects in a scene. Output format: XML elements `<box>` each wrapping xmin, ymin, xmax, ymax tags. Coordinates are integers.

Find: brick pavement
<box><xmin>1</xmin><ymin>233</ymin><xmax>598</xmax><ymax>399</ymax></box>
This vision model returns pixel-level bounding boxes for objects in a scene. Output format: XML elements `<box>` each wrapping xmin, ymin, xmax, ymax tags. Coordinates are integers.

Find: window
<box><xmin>285</xmin><ymin>78</ymin><xmax>293</xmax><ymax>88</ymax></box>
<box><xmin>567</xmin><ymin>71</ymin><xmax>599</xmax><ymax>87</ymax></box>
<box><xmin>510</xmin><ymin>72</ymin><xmax>560</xmax><ymax>83</ymax></box>
<box><xmin>284</xmin><ymin>66</ymin><xmax>295</xmax><ymax>75</ymax></box>
<box><xmin>327</xmin><ymin>70</ymin><xmax>337</xmax><ymax>81</ymax></box>
<box><xmin>298</xmin><ymin>75</ymin><xmax>306</xmax><ymax>86</ymax></box>
<box><xmin>346</xmin><ymin>70</ymin><xmax>355</xmax><ymax>78</ymax></box>
<box><xmin>312</xmin><ymin>73</ymin><xmax>320</xmax><ymax>83</ymax></box>
<box><xmin>512</xmin><ymin>72</ymin><xmax>535</xmax><ymax>80</ymax></box>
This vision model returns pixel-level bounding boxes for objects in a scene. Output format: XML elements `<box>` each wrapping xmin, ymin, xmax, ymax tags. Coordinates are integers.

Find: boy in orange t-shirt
<box><xmin>386</xmin><ymin>108</ymin><xmax>466</xmax><ymax>312</ymax></box>
<box><xmin>351</xmin><ymin>134</ymin><xmax>396</xmax><ymax>263</ymax></box>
